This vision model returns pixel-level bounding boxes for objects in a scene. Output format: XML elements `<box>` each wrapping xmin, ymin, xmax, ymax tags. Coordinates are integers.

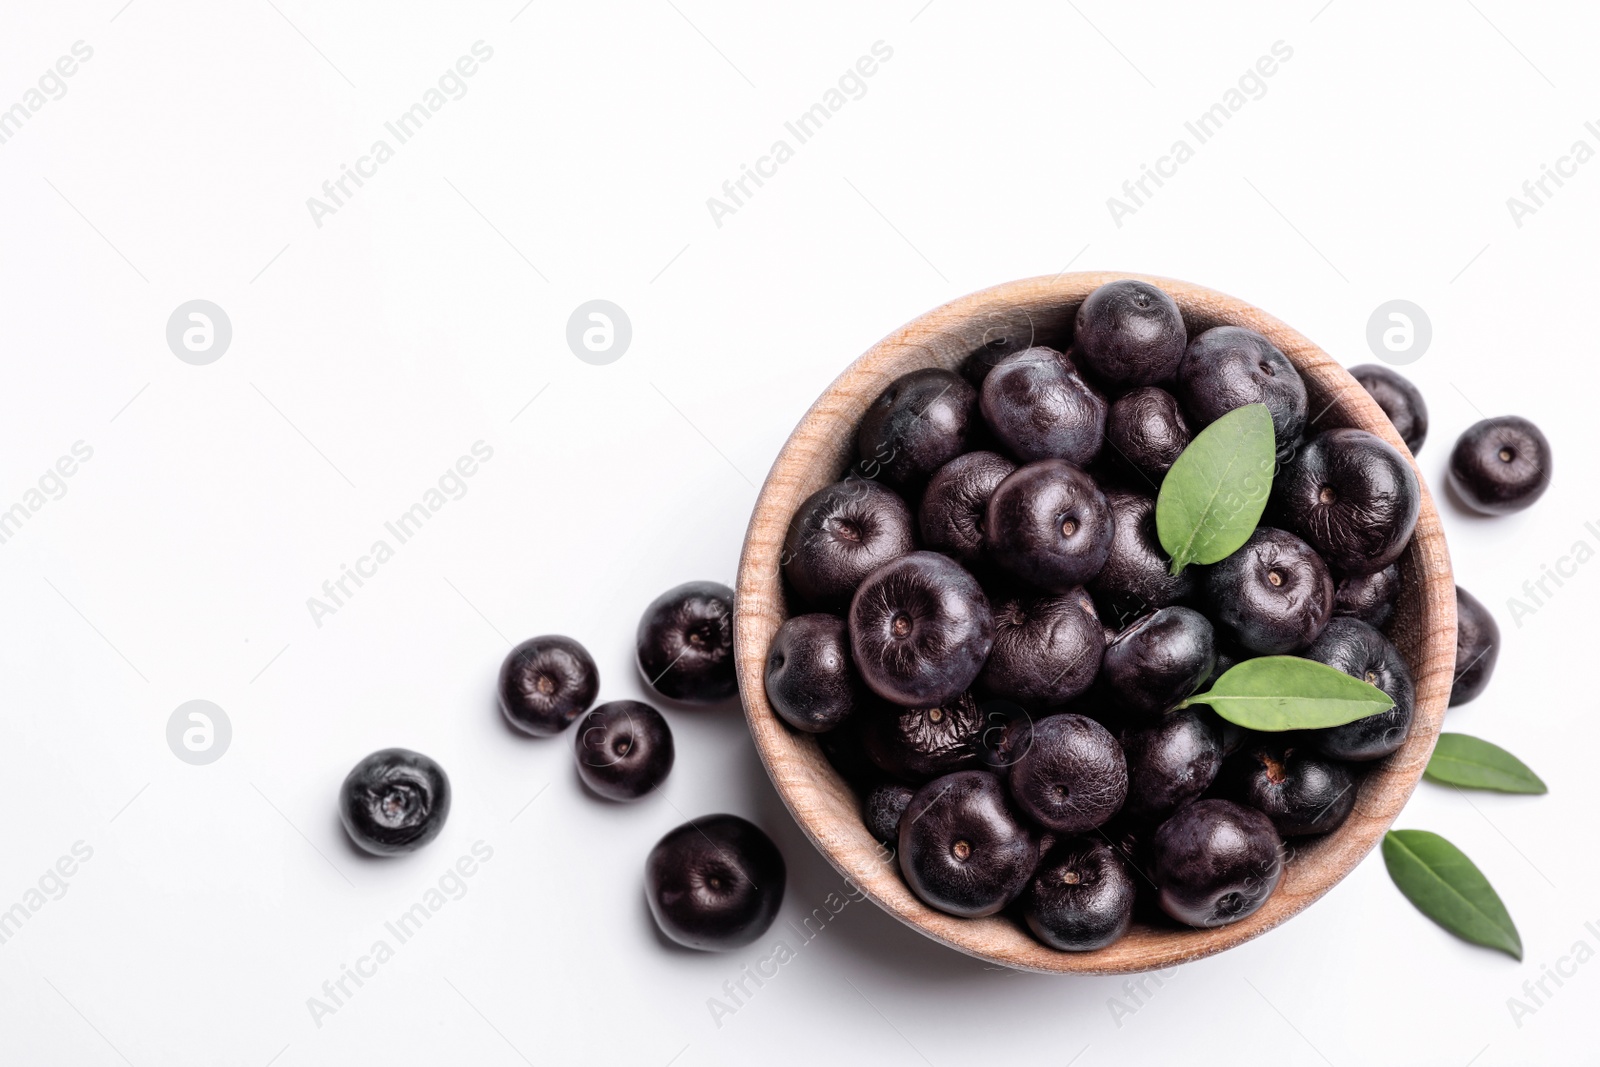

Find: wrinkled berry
<box><xmin>1177</xmin><ymin>326</ymin><xmax>1307</xmax><ymax>456</ymax></box>
<box><xmin>339</xmin><ymin>748</ymin><xmax>451</xmax><ymax>856</ymax></box>
<box><xmin>918</xmin><ymin>451</ymin><xmax>1016</xmax><ymax>565</ymax></box>
<box><xmin>979</xmin><ymin>348</ymin><xmax>1107</xmax><ymax>465</ymax></box>
<box><xmin>980</xmin><ymin>588</ymin><xmax>1104</xmax><ymax>708</ymax></box>
<box><xmin>1007</xmin><ymin>713</ymin><xmax>1128</xmax><ymax>833</ymax></box>
<box><xmin>1105</xmin><ymin>386</ymin><xmax>1192</xmax><ymax>487</ymax></box>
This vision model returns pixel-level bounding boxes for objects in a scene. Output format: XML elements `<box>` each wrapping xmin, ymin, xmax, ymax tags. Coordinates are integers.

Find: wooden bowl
<box><xmin>733</xmin><ymin>272</ymin><xmax>1455</xmax><ymax>974</ymax></box>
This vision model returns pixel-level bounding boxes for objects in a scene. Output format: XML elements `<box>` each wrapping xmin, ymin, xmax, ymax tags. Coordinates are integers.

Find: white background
<box><xmin>0</xmin><ymin>1</ymin><xmax>1594</xmax><ymax>1064</ymax></box>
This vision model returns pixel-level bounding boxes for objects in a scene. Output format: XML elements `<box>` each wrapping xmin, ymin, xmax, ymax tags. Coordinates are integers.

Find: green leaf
<box><xmin>1180</xmin><ymin>655</ymin><xmax>1394</xmax><ymax>731</ymax></box>
<box><xmin>1156</xmin><ymin>402</ymin><xmax>1276</xmax><ymax>575</ymax></box>
<box><xmin>1382</xmin><ymin>830</ymin><xmax>1522</xmax><ymax>959</ymax></box>
<box><xmin>1424</xmin><ymin>734</ymin><xmax>1548</xmax><ymax>794</ymax></box>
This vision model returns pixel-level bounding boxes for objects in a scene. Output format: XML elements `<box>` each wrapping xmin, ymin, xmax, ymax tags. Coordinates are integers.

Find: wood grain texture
<box><xmin>733</xmin><ymin>273</ymin><xmax>1456</xmax><ymax>974</ymax></box>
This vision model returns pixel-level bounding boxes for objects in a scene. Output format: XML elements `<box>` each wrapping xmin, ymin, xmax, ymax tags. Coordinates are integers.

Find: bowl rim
<box><xmin>733</xmin><ymin>272</ymin><xmax>1456</xmax><ymax>974</ymax></box>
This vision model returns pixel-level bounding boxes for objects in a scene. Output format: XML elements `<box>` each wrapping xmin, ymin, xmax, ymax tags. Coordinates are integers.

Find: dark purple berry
<box><xmin>862</xmin><ymin>691</ymin><xmax>985</xmax><ymax>782</ymax></box>
<box><xmin>783</xmin><ymin>478</ymin><xmax>916</xmax><ymax>609</ymax></box>
<box><xmin>1022</xmin><ymin>837</ymin><xmax>1137</xmax><ymax>951</ymax></box>
<box><xmin>574</xmin><ymin>700</ymin><xmax>674</xmax><ymax>801</ymax></box>
<box><xmin>765</xmin><ymin>614</ymin><xmax>860</xmax><ymax>733</ymax></box>
<box><xmin>980</xmin><ymin>589</ymin><xmax>1104</xmax><ymax>708</ymax></box>
<box><xmin>637</xmin><ymin>581</ymin><xmax>736</xmax><ymax>704</ymax></box>
<box><xmin>1349</xmin><ymin>364</ymin><xmax>1428</xmax><ymax>454</ymax></box>
<box><xmin>1119</xmin><ymin>707</ymin><xmax>1223</xmax><ymax>824</ymax></box>
<box><xmin>1177</xmin><ymin>326</ymin><xmax>1307</xmax><ymax>456</ymax></box>
<box><xmin>1203</xmin><ymin>527</ymin><xmax>1334</xmax><ymax>654</ymax></box>
<box><xmin>863</xmin><ymin>782</ymin><xmax>916</xmax><ymax>843</ymax></box>
<box><xmin>986</xmin><ymin>460</ymin><xmax>1114</xmax><ymax>591</ymax></box>
<box><xmin>1073</xmin><ymin>280</ymin><xmax>1187</xmax><ymax>388</ymax></box>
<box><xmin>979</xmin><ymin>348</ymin><xmax>1107</xmax><ymax>465</ymax></box>
<box><xmin>1099</xmin><ymin>606</ymin><xmax>1215</xmax><ymax>716</ymax></box>
<box><xmin>1105</xmin><ymin>386</ymin><xmax>1191</xmax><ymax>486</ymax></box>
<box><xmin>1007</xmin><ymin>713</ymin><xmax>1128</xmax><ymax>834</ymax></box>
<box><xmin>1087</xmin><ymin>489</ymin><xmax>1193</xmax><ymax>626</ymax></box>
<box><xmin>899</xmin><ymin>770</ymin><xmax>1038</xmax><ymax>917</ymax></box>
<box><xmin>339</xmin><ymin>749</ymin><xmax>451</xmax><ymax>856</ymax></box>
<box><xmin>857</xmin><ymin>368</ymin><xmax>978</xmax><ymax>489</ymax></box>
<box><xmin>849</xmin><ymin>552</ymin><xmax>993</xmax><ymax>707</ymax></box>
<box><xmin>1334</xmin><ymin>563</ymin><xmax>1400</xmax><ymax>629</ymax></box>
<box><xmin>1149</xmin><ymin>799</ymin><xmax>1283</xmax><ymax>928</ymax></box>
<box><xmin>918</xmin><ymin>451</ymin><xmax>1016</xmax><ymax>565</ymax></box>
<box><xmin>1305</xmin><ymin>617</ymin><xmax>1415</xmax><ymax>761</ymax></box>
<box><xmin>497</xmin><ymin>635</ymin><xmax>599</xmax><ymax>737</ymax></box>
<box><xmin>1273</xmin><ymin>428</ymin><xmax>1420</xmax><ymax>576</ymax></box>
<box><xmin>1226</xmin><ymin>743</ymin><xmax>1356</xmax><ymax>836</ymax></box>
<box><xmin>1451</xmin><ymin>586</ymin><xmax>1500</xmax><ymax>706</ymax></box>
<box><xmin>646</xmin><ymin>815</ymin><xmax>786</xmax><ymax>951</ymax></box>
<box><xmin>1448</xmin><ymin>416</ymin><xmax>1551</xmax><ymax>515</ymax></box>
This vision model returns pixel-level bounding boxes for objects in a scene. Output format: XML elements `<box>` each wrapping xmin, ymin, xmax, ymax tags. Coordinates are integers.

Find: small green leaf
<box><xmin>1180</xmin><ymin>655</ymin><xmax>1393</xmax><ymax>731</ymax></box>
<box><xmin>1382</xmin><ymin>830</ymin><xmax>1522</xmax><ymax>959</ymax></box>
<box><xmin>1425</xmin><ymin>734</ymin><xmax>1548</xmax><ymax>794</ymax></box>
<box><xmin>1156</xmin><ymin>403</ymin><xmax>1276</xmax><ymax>575</ymax></box>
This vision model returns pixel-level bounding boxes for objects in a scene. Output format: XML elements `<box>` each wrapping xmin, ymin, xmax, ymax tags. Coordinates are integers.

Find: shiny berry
<box><xmin>1448</xmin><ymin>415</ymin><xmax>1551</xmax><ymax>515</ymax></box>
<box><xmin>986</xmin><ymin>460</ymin><xmax>1114</xmax><ymax>591</ymax></box>
<box><xmin>1451</xmin><ymin>585</ymin><xmax>1500</xmax><ymax>706</ymax></box>
<box><xmin>1149</xmin><ymin>799</ymin><xmax>1283</xmax><ymax>928</ymax></box>
<box><xmin>637</xmin><ymin>581</ymin><xmax>736</xmax><ymax>704</ymax></box>
<box><xmin>646</xmin><ymin>815</ymin><xmax>786</xmax><ymax>951</ymax></box>
<box><xmin>574</xmin><ymin>700</ymin><xmax>674</xmax><ymax>801</ymax></box>
<box><xmin>1305</xmin><ymin>617</ymin><xmax>1415</xmax><ymax>761</ymax></box>
<box><xmin>1022</xmin><ymin>837</ymin><xmax>1137</xmax><ymax>951</ymax></box>
<box><xmin>1273</xmin><ymin>428</ymin><xmax>1420</xmax><ymax>576</ymax></box>
<box><xmin>339</xmin><ymin>748</ymin><xmax>451</xmax><ymax>856</ymax></box>
<box><xmin>783</xmin><ymin>478</ymin><xmax>915</xmax><ymax>609</ymax></box>
<box><xmin>497</xmin><ymin>635</ymin><xmax>599</xmax><ymax>737</ymax></box>
<box><xmin>849</xmin><ymin>552</ymin><xmax>993</xmax><ymax>707</ymax></box>
<box><xmin>1073</xmin><ymin>280</ymin><xmax>1187</xmax><ymax>388</ymax></box>
<box><xmin>1349</xmin><ymin>364</ymin><xmax>1428</xmax><ymax>454</ymax></box>
<box><xmin>1203</xmin><ymin>527</ymin><xmax>1334</xmax><ymax>654</ymax></box>
<box><xmin>857</xmin><ymin>368</ymin><xmax>978</xmax><ymax>489</ymax></box>
<box><xmin>899</xmin><ymin>770</ymin><xmax>1038</xmax><ymax>918</ymax></box>
<box><xmin>765</xmin><ymin>613</ymin><xmax>860</xmax><ymax>733</ymax></box>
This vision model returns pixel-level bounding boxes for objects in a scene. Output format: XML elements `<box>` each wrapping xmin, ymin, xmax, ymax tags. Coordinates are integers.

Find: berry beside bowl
<box><xmin>734</xmin><ymin>273</ymin><xmax>1455</xmax><ymax>974</ymax></box>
